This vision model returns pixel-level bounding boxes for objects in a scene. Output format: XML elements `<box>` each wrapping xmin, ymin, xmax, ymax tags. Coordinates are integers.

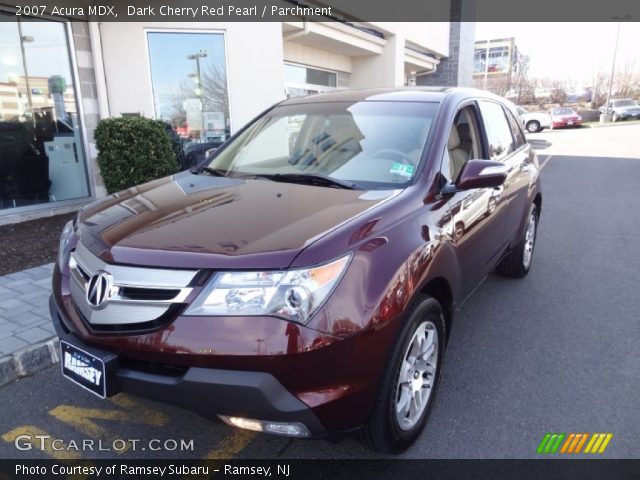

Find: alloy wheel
<box><xmin>523</xmin><ymin>211</ymin><xmax>537</xmax><ymax>269</ymax></box>
<box><xmin>395</xmin><ymin>321</ymin><xmax>439</xmax><ymax>431</ymax></box>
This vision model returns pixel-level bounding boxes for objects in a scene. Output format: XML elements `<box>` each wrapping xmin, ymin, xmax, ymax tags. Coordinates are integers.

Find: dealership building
<box><xmin>0</xmin><ymin>10</ymin><xmax>474</xmax><ymax>224</ymax></box>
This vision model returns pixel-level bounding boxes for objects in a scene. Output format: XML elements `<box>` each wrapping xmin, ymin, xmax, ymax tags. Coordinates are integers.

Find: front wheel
<box><xmin>359</xmin><ymin>295</ymin><xmax>445</xmax><ymax>453</ymax></box>
<box><xmin>496</xmin><ymin>204</ymin><xmax>539</xmax><ymax>278</ymax></box>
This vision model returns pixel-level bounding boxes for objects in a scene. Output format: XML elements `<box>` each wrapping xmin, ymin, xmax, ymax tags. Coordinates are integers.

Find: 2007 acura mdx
<box><xmin>51</xmin><ymin>87</ymin><xmax>542</xmax><ymax>453</ymax></box>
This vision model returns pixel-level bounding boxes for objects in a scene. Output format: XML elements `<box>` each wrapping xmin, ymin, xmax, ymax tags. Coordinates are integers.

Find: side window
<box><xmin>478</xmin><ymin>100</ymin><xmax>516</xmax><ymax>160</ymax></box>
<box><xmin>441</xmin><ymin>105</ymin><xmax>483</xmax><ymax>183</ymax></box>
<box><xmin>505</xmin><ymin>109</ymin><xmax>526</xmax><ymax>148</ymax></box>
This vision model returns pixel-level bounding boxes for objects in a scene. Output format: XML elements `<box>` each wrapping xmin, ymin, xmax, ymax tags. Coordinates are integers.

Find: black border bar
<box><xmin>1</xmin><ymin>459</ymin><xmax>640</xmax><ymax>480</ymax></box>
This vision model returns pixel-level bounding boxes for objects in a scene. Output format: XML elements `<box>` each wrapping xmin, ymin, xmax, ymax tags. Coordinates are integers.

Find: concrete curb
<box><xmin>0</xmin><ymin>336</ymin><xmax>59</xmax><ymax>388</ymax></box>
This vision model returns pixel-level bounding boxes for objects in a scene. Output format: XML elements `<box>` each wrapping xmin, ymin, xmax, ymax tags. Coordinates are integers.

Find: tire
<box><xmin>612</xmin><ymin>113</ymin><xmax>619</xmax><ymax>122</ymax></box>
<box><xmin>496</xmin><ymin>204</ymin><xmax>539</xmax><ymax>278</ymax></box>
<box><xmin>526</xmin><ymin>120</ymin><xmax>541</xmax><ymax>133</ymax></box>
<box><xmin>359</xmin><ymin>295</ymin><xmax>445</xmax><ymax>453</ymax></box>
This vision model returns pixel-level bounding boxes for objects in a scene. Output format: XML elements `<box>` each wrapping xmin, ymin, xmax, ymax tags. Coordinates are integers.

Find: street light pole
<box><xmin>187</xmin><ymin>51</ymin><xmax>207</xmax><ymax>99</ymax></box>
<box><xmin>187</xmin><ymin>51</ymin><xmax>207</xmax><ymax>141</ymax></box>
<box><xmin>483</xmin><ymin>40</ymin><xmax>490</xmax><ymax>90</ymax></box>
<box><xmin>16</xmin><ymin>21</ymin><xmax>34</xmax><ymax>123</ymax></box>
<box><xmin>605</xmin><ymin>22</ymin><xmax>621</xmax><ymax>115</ymax></box>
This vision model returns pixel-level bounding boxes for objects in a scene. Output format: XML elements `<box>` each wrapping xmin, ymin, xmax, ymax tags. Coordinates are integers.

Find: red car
<box><xmin>51</xmin><ymin>88</ymin><xmax>542</xmax><ymax>453</ymax></box>
<box><xmin>549</xmin><ymin>107</ymin><xmax>582</xmax><ymax>129</ymax></box>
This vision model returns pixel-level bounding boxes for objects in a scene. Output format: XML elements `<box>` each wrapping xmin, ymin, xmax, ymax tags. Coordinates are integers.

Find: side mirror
<box><xmin>457</xmin><ymin>159</ymin><xmax>508</xmax><ymax>190</ymax></box>
<box><xmin>440</xmin><ymin>159</ymin><xmax>507</xmax><ymax>194</ymax></box>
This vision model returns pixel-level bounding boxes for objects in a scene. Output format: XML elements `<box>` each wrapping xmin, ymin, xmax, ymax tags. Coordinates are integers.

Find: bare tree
<box><xmin>201</xmin><ymin>64</ymin><xmax>230</xmax><ymax>121</ymax></box>
<box><xmin>473</xmin><ymin>75</ymin><xmax>512</xmax><ymax>96</ymax></box>
<box><xmin>614</xmin><ymin>62</ymin><xmax>640</xmax><ymax>99</ymax></box>
<box><xmin>162</xmin><ymin>64</ymin><xmax>230</xmax><ymax>133</ymax></box>
<box><xmin>590</xmin><ymin>71</ymin><xmax>609</xmax><ymax>108</ymax></box>
<box><xmin>513</xmin><ymin>54</ymin><xmax>532</xmax><ymax>104</ymax></box>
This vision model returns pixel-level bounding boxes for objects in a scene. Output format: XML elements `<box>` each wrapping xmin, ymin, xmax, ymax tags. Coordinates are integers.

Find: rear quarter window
<box><xmin>505</xmin><ymin>109</ymin><xmax>527</xmax><ymax>148</ymax></box>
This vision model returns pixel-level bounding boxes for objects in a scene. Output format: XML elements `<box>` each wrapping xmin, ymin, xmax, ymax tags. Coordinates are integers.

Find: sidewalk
<box><xmin>0</xmin><ymin>263</ymin><xmax>59</xmax><ymax>387</ymax></box>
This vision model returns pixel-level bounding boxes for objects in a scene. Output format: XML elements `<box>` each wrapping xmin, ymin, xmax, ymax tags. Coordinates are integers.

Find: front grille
<box><xmin>68</xmin><ymin>242</ymin><xmax>200</xmax><ymax>331</ymax></box>
<box><xmin>119</xmin><ymin>287</ymin><xmax>181</xmax><ymax>301</ymax></box>
<box><xmin>118</xmin><ymin>357</ymin><xmax>188</xmax><ymax>377</ymax></box>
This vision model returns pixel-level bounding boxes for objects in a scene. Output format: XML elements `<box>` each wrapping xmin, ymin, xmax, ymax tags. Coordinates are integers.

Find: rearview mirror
<box><xmin>455</xmin><ymin>159</ymin><xmax>508</xmax><ymax>190</ymax></box>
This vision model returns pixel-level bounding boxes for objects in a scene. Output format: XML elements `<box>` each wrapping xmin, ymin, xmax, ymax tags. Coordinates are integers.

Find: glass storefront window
<box><xmin>0</xmin><ymin>15</ymin><xmax>90</xmax><ymax>211</ymax></box>
<box><xmin>146</xmin><ymin>31</ymin><xmax>230</xmax><ymax>170</ymax></box>
<box><xmin>284</xmin><ymin>63</ymin><xmax>338</xmax><ymax>98</ymax></box>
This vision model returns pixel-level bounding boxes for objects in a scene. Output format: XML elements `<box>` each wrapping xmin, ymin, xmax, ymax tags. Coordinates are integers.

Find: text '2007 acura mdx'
<box><xmin>51</xmin><ymin>88</ymin><xmax>542</xmax><ymax>453</ymax></box>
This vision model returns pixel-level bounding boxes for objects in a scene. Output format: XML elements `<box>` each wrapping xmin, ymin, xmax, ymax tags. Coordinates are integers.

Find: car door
<box><xmin>502</xmin><ymin>107</ymin><xmax>535</xmax><ymax>244</ymax></box>
<box><xmin>477</xmin><ymin>100</ymin><xmax>531</xmax><ymax>251</ymax></box>
<box><xmin>440</xmin><ymin>103</ymin><xmax>507</xmax><ymax>298</ymax></box>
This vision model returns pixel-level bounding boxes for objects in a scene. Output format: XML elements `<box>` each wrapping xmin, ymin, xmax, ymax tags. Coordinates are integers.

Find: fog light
<box><xmin>219</xmin><ymin>415</ymin><xmax>311</xmax><ymax>438</ymax></box>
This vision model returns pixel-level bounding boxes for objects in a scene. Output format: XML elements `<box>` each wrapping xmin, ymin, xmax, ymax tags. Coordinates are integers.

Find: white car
<box><xmin>516</xmin><ymin>107</ymin><xmax>551</xmax><ymax>133</ymax></box>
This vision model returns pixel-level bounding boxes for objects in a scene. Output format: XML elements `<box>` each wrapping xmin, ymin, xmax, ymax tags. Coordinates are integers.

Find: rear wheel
<box><xmin>612</xmin><ymin>112</ymin><xmax>619</xmax><ymax>122</ymax></box>
<box><xmin>496</xmin><ymin>204</ymin><xmax>539</xmax><ymax>278</ymax></box>
<box><xmin>360</xmin><ymin>295</ymin><xmax>445</xmax><ymax>453</ymax></box>
<box><xmin>526</xmin><ymin>120</ymin><xmax>541</xmax><ymax>133</ymax></box>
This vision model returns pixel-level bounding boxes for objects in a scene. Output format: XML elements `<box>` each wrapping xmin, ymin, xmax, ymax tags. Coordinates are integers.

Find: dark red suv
<box><xmin>51</xmin><ymin>88</ymin><xmax>541</xmax><ymax>453</ymax></box>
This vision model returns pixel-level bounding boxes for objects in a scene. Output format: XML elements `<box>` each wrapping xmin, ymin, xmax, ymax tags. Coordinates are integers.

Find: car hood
<box><xmin>76</xmin><ymin>172</ymin><xmax>399</xmax><ymax>270</ymax></box>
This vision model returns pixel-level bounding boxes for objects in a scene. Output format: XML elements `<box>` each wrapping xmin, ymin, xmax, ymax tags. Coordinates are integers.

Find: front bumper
<box><xmin>50</xmin><ymin>295</ymin><xmax>327</xmax><ymax>437</ymax></box>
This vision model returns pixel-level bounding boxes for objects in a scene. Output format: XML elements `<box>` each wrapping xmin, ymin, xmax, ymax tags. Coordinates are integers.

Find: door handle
<box><xmin>520</xmin><ymin>162</ymin><xmax>531</xmax><ymax>173</ymax></box>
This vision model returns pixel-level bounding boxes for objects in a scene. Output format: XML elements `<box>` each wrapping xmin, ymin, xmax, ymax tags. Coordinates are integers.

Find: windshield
<box><xmin>612</xmin><ymin>100</ymin><xmax>635</xmax><ymax>107</ymax></box>
<box><xmin>207</xmin><ymin>101</ymin><xmax>438</xmax><ymax>190</ymax></box>
<box><xmin>552</xmin><ymin>108</ymin><xmax>574</xmax><ymax>115</ymax></box>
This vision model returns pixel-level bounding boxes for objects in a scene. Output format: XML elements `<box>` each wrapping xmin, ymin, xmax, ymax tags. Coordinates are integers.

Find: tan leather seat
<box><xmin>448</xmin><ymin>126</ymin><xmax>469</xmax><ymax>181</ymax></box>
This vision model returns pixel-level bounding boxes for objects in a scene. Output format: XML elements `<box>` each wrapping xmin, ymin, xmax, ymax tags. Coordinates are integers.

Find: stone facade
<box><xmin>418</xmin><ymin>0</ymin><xmax>475</xmax><ymax>87</ymax></box>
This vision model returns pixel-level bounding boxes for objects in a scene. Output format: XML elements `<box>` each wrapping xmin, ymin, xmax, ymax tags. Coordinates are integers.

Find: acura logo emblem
<box><xmin>86</xmin><ymin>271</ymin><xmax>114</xmax><ymax>308</ymax></box>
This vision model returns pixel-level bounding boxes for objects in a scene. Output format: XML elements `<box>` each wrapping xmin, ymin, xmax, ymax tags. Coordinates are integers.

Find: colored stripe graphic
<box><xmin>537</xmin><ymin>433</ymin><xmax>565</xmax><ymax>454</ymax></box>
<box><xmin>539</xmin><ymin>433</ymin><xmax>613</xmax><ymax>454</ymax></box>
<box><xmin>585</xmin><ymin>433</ymin><xmax>613</xmax><ymax>454</ymax></box>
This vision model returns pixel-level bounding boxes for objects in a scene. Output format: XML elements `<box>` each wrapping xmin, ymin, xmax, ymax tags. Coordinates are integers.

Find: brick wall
<box><xmin>417</xmin><ymin>0</ymin><xmax>475</xmax><ymax>87</ymax></box>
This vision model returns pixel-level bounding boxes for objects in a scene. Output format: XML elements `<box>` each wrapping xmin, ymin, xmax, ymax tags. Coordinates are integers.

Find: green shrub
<box><xmin>94</xmin><ymin>116</ymin><xmax>179</xmax><ymax>194</ymax></box>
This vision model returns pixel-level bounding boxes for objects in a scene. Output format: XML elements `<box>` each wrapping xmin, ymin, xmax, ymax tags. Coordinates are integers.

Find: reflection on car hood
<box><xmin>76</xmin><ymin>171</ymin><xmax>398</xmax><ymax>269</ymax></box>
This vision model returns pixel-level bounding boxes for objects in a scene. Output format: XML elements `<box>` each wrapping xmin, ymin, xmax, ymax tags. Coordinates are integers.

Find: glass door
<box><xmin>0</xmin><ymin>14</ymin><xmax>90</xmax><ymax>211</ymax></box>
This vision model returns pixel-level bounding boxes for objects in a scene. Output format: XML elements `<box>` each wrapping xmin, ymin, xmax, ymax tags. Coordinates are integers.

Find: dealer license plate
<box><xmin>60</xmin><ymin>340</ymin><xmax>107</xmax><ymax>398</ymax></box>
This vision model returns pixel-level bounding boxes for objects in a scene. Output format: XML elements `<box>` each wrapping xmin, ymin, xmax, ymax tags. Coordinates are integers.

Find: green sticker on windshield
<box><xmin>390</xmin><ymin>162</ymin><xmax>415</xmax><ymax>178</ymax></box>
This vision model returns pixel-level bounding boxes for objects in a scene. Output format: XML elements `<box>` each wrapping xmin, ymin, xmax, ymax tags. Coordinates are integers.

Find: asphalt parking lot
<box><xmin>1</xmin><ymin>124</ymin><xmax>638</xmax><ymax>461</ymax></box>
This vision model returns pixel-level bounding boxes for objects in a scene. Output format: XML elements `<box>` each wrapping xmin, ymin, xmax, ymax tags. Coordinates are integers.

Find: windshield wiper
<box><xmin>191</xmin><ymin>165</ymin><xmax>227</xmax><ymax>177</ymax></box>
<box><xmin>250</xmin><ymin>173</ymin><xmax>357</xmax><ymax>190</ymax></box>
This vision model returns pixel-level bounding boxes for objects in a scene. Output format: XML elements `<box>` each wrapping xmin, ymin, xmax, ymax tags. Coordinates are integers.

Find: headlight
<box><xmin>57</xmin><ymin>220</ymin><xmax>75</xmax><ymax>270</ymax></box>
<box><xmin>184</xmin><ymin>254</ymin><xmax>351</xmax><ymax>324</ymax></box>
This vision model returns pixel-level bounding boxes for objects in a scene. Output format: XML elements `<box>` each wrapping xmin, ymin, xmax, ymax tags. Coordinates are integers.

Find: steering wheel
<box><xmin>370</xmin><ymin>148</ymin><xmax>412</xmax><ymax>164</ymax></box>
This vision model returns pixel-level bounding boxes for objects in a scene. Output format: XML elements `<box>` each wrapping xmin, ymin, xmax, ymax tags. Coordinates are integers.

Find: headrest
<box><xmin>457</xmin><ymin>122</ymin><xmax>471</xmax><ymax>142</ymax></box>
<box><xmin>448</xmin><ymin>126</ymin><xmax>461</xmax><ymax>150</ymax></box>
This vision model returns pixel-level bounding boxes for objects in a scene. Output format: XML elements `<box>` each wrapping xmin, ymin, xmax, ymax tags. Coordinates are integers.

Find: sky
<box><xmin>474</xmin><ymin>22</ymin><xmax>640</xmax><ymax>85</ymax></box>
<box><xmin>0</xmin><ymin>19</ymin><xmax>73</xmax><ymax>84</ymax></box>
<box><xmin>146</xmin><ymin>32</ymin><xmax>227</xmax><ymax>119</ymax></box>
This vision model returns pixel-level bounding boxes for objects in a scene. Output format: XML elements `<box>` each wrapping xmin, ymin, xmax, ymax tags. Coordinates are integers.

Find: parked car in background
<box><xmin>549</xmin><ymin>107</ymin><xmax>582</xmax><ymax>129</ymax></box>
<box><xmin>51</xmin><ymin>87</ymin><xmax>542</xmax><ymax>453</ymax></box>
<box><xmin>516</xmin><ymin>106</ymin><xmax>551</xmax><ymax>133</ymax></box>
<box><xmin>599</xmin><ymin>98</ymin><xmax>640</xmax><ymax>122</ymax></box>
